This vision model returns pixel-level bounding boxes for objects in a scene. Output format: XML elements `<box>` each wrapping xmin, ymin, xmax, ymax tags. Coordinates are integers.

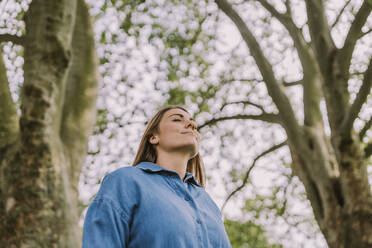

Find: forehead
<box><xmin>164</xmin><ymin>108</ymin><xmax>193</xmax><ymax>120</ymax></box>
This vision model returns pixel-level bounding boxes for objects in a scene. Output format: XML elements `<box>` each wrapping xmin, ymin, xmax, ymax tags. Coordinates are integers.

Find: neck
<box><xmin>155</xmin><ymin>149</ymin><xmax>190</xmax><ymax>181</ymax></box>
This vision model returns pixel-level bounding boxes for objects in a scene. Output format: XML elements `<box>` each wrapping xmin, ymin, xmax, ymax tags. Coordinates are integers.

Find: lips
<box><xmin>181</xmin><ymin>131</ymin><xmax>197</xmax><ymax>137</ymax></box>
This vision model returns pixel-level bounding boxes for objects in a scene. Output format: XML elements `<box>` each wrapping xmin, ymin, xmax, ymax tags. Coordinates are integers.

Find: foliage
<box><xmin>224</xmin><ymin>218</ymin><xmax>283</xmax><ymax>248</ymax></box>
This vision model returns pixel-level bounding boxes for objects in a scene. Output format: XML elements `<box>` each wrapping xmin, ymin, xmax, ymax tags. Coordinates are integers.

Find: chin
<box><xmin>181</xmin><ymin>143</ymin><xmax>199</xmax><ymax>157</ymax></box>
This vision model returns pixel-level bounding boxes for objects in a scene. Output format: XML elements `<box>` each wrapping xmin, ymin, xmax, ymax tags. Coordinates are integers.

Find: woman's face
<box><xmin>150</xmin><ymin>108</ymin><xmax>200</xmax><ymax>158</ymax></box>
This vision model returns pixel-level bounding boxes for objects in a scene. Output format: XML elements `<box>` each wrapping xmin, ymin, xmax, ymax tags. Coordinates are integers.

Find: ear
<box><xmin>149</xmin><ymin>134</ymin><xmax>159</xmax><ymax>145</ymax></box>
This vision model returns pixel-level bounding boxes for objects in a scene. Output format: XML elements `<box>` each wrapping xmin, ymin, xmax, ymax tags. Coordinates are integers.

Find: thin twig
<box><xmin>358</xmin><ymin>28</ymin><xmax>372</xmax><ymax>39</ymax></box>
<box><xmin>283</xmin><ymin>79</ymin><xmax>303</xmax><ymax>87</ymax></box>
<box><xmin>198</xmin><ymin>113</ymin><xmax>282</xmax><ymax>130</ymax></box>
<box><xmin>220</xmin><ymin>100</ymin><xmax>266</xmax><ymax>112</ymax></box>
<box><xmin>331</xmin><ymin>0</ymin><xmax>352</xmax><ymax>28</ymax></box>
<box><xmin>221</xmin><ymin>140</ymin><xmax>287</xmax><ymax>212</ymax></box>
<box><xmin>359</xmin><ymin>116</ymin><xmax>372</xmax><ymax>140</ymax></box>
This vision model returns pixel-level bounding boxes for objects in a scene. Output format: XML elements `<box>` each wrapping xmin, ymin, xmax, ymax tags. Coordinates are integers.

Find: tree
<box><xmin>212</xmin><ymin>0</ymin><xmax>372</xmax><ymax>247</ymax></box>
<box><xmin>0</xmin><ymin>0</ymin><xmax>98</xmax><ymax>247</ymax></box>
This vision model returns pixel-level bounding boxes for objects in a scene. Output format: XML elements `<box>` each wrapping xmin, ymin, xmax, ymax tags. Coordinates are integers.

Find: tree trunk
<box><xmin>289</xmin><ymin>127</ymin><xmax>372</xmax><ymax>248</ymax></box>
<box><xmin>0</xmin><ymin>0</ymin><xmax>98</xmax><ymax>247</ymax></box>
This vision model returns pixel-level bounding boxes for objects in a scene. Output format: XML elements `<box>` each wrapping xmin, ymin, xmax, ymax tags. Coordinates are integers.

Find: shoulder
<box><xmin>107</xmin><ymin>165</ymin><xmax>141</xmax><ymax>177</ymax></box>
<box><xmin>96</xmin><ymin>166</ymin><xmax>142</xmax><ymax>199</ymax></box>
<box><xmin>93</xmin><ymin>166</ymin><xmax>142</xmax><ymax>217</ymax></box>
<box><xmin>101</xmin><ymin>166</ymin><xmax>142</xmax><ymax>185</ymax></box>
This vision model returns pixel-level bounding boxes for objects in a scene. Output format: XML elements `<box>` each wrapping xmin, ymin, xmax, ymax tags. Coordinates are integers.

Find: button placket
<box><xmin>197</xmin><ymin>230</ymin><xmax>202</xmax><ymax>245</ymax></box>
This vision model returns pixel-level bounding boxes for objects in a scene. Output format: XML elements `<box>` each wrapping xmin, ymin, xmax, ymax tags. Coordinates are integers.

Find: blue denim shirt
<box><xmin>82</xmin><ymin>161</ymin><xmax>232</xmax><ymax>248</ymax></box>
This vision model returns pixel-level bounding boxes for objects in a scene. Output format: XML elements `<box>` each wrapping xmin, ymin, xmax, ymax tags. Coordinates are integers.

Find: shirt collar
<box><xmin>135</xmin><ymin>161</ymin><xmax>202</xmax><ymax>187</ymax></box>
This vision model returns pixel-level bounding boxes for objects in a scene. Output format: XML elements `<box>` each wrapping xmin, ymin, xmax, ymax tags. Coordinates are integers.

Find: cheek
<box><xmin>160</xmin><ymin>123</ymin><xmax>181</xmax><ymax>142</ymax></box>
<box><xmin>163</xmin><ymin>122</ymin><xmax>180</xmax><ymax>132</ymax></box>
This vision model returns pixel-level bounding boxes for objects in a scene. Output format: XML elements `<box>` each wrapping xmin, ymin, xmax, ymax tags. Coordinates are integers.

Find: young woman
<box><xmin>82</xmin><ymin>105</ymin><xmax>232</xmax><ymax>247</ymax></box>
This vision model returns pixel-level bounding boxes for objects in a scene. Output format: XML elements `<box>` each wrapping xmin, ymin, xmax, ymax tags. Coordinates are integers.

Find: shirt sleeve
<box><xmin>82</xmin><ymin>197</ymin><xmax>130</xmax><ymax>248</ymax></box>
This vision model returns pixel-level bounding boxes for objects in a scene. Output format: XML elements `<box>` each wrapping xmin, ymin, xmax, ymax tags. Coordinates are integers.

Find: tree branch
<box><xmin>221</xmin><ymin>140</ymin><xmax>287</xmax><ymax>212</ymax></box>
<box><xmin>256</xmin><ymin>0</ymin><xmax>315</xmax><ymax>70</ymax></box>
<box><xmin>331</xmin><ymin>0</ymin><xmax>352</xmax><ymax>28</ymax></box>
<box><xmin>341</xmin><ymin>57</ymin><xmax>372</xmax><ymax>137</ymax></box>
<box><xmin>365</xmin><ymin>142</ymin><xmax>372</xmax><ymax>158</ymax></box>
<box><xmin>0</xmin><ymin>34</ymin><xmax>25</xmax><ymax>46</ymax></box>
<box><xmin>304</xmin><ymin>0</ymin><xmax>336</xmax><ymax>72</ymax></box>
<box><xmin>220</xmin><ymin>100</ymin><xmax>266</xmax><ymax>112</ymax></box>
<box><xmin>304</xmin><ymin>0</ymin><xmax>348</xmax><ymax>133</ymax></box>
<box><xmin>60</xmin><ymin>0</ymin><xmax>99</xmax><ymax>186</ymax></box>
<box><xmin>351</xmin><ymin>70</ymin><xmax>365</xmax><ymax>78</ymax></box>
<box><xmin>359</xmin><ymin>116</ymin><xmax>372</xmax><ymax>140</ymax></box>
<box><xmin>285</xmin><ymin>0</ymin><xmax>292</xmax><ymax>15</ymax></box>
<box><xmin>197</xmin><ymin>113</ymin><xmax>282</xmax><ymax>130</ymax></box>
<box><xmin>257</xmin><ymin>0</ymin><xmax>323</xmax><ymax>127</ymax></box>
<box><xmin>0</xmin><ymin>48</ymin><xmax>19</xmax><ymax>148</ymax></box>
<box><xmin>358</xmin><ymin>28</ymin><xmax>372</xmax><ymax>39</ymax></box>
<box><xmin>283</xmin><ymin>79</ymin><xmax>303</xmax><ymax>87</ymax></box>
<box><xmin>215</xmin><ymin>0</ymin><xmax>304</xmax><ymax>150</ymax></box>
<box><xmin>221</xmin><ymin>77</ymin><xmax>263</xmax><ymax>83</ymax></box>
<box><xmin>339</xmin><ymin>0</ymin><xmax>372</xmax><ymax>74</ymax></box>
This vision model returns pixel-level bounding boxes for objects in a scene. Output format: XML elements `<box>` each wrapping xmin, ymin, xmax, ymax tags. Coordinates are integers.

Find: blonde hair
<box><xmin>132</xmin><ymin>105</ymin><xmax>206</xmax><ymax>188</ymax></box>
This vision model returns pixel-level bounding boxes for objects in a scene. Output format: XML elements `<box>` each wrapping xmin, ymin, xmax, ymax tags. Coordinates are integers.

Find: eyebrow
<box><xmin>168</xmin><ymin>113</ymin><xmax>194</xmax><ymax>122</ymax></box>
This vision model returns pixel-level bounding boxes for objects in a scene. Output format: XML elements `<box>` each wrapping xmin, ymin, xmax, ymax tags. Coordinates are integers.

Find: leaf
<box><xmin>120</xmin><ymin>12</ymin><xmax>133</xmax><ymax>35</ymax></box>
<box><xmin>167</xmin><ymin>86</ymin><xmax>189</xmax><ymax>105</ymax></box>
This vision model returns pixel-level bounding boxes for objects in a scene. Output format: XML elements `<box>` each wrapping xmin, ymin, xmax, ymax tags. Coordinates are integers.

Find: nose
<box><xmin>185</xmin><ymin>120</ymin><xmax>196</xmax><ymax>130</ymax></box>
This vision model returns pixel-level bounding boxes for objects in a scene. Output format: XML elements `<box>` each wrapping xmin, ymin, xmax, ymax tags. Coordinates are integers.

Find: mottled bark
<box><xmin>215</xmin><ymin>0</ymin><xmax>372</xmax><ymax>247</ymax></box>
<box><xmin>0</xmin><ymin>0</ymin><xmax>98</xmax><ymax>247</ymax></box>
<box><xmin>293</xmin><ymin>128</ymin><xmax>372</xmax><ymax>248</ymax></box>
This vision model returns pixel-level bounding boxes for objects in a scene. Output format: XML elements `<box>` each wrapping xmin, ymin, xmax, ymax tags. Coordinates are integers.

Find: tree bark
<box><xmin>0</xmin><ymin>0</ymin><xmax>98</xmax><ymax>247</ymax></box>
<box><xmin>289</xmin><ymin>128</ymin><xmax>372</xmax><ymax>248</ymax></box>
